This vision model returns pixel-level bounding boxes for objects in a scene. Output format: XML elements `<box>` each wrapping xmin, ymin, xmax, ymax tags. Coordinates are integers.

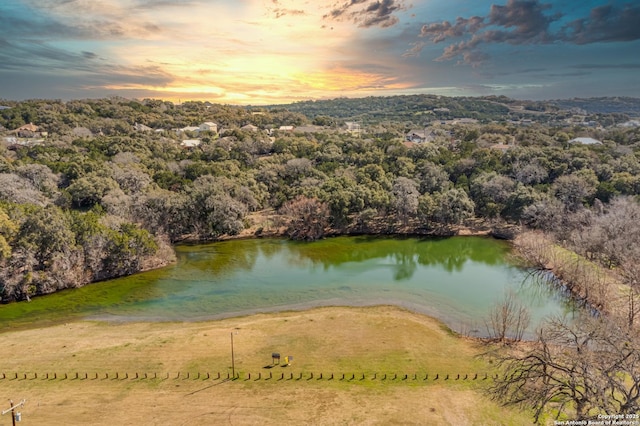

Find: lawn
<box><xmin>0</xmin><ymin>306</ymin><xmax>534</xmax><ymax>425</ymax></box>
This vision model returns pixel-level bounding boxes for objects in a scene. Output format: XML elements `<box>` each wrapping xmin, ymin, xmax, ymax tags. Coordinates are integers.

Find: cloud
<box><xmin>272</xmin><ymin>8</ymin><xmax>306</xmax><ymax>18</ymax></box>
<box><xmin>420</xmin><ymin>17</ymin><xmax>485</xmax><ymax>43</ymax></box>
<box><xmin>561</xmin><ymin>3</ymin><xmax>640</xmax><ymax>44</ymax></box>
<box><xmin>570</xmin><ymin>63</ymin><xmax>640</xmax><ymax>70</ymax></box>
<box><xmin>324</xmin><ymin>0</ymin><xmax>407</xmax><ymax>28</ymax></box>
<box><xmin>413</xmin><ymin>1</ymin><xmax>640</xmax><ymax>67</ymax></box>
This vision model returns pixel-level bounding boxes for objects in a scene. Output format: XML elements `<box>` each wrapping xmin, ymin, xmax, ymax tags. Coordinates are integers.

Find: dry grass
<box><xmin>0</xmin><ymin>306</ymin><xmax>534</xmax><ymax>425</ymax></box>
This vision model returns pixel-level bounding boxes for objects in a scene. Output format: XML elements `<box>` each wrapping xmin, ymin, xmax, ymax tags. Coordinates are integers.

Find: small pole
<box><xmin>3</xmin><ymin>399</ymin><xmax>26</xmax><ymax>426</ymax></box>
<box><xmin>230</xmin><ymin>332</ymin><xmax>235</xmax><ymax>379</ymax></box>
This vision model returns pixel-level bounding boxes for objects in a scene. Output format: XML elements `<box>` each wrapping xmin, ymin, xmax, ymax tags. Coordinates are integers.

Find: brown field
<box><xmin>0</xmin><ymin>306</ymin><xmax>534</xmax><ymax>425</ymax></box>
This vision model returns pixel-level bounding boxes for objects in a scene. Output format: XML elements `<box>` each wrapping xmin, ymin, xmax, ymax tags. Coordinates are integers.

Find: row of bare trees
<box><xmin>490</xmin><ymin>197</ymin><xmax>640</xmax><ymax>422</ymax></box>
<box><xmin>490</xmin><ymin>314</ymin><xmax>640</xmax><ymax>423</ymax></box>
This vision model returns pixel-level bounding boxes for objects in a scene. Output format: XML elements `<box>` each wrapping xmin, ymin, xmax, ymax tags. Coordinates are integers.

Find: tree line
<box><xmin>0</xmin><ymin>97</ymin><xmax>638</xmax><ymax>305</ymax></box>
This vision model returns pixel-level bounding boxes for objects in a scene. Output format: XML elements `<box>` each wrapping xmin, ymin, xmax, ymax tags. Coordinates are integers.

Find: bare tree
<box><xmin>490</xmin><ymin>314</ymin><xmax>640</xmax><ymax>423</ymax></box>
<box><xmin>485</xmin><ymin>290</ymin><xmax>531</xmax><ymax>343</ymax></box>
<box><xmin>279</xmin><ymin>196</ymin><xmax>329</xmax><ymax>241</ymax></box>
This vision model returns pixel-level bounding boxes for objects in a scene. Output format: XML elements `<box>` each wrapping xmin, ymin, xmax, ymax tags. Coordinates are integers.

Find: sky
<box><xmin>0</xmin><ymin>0</ymin><xmax>639</xmax><ymax>104</ymax></box>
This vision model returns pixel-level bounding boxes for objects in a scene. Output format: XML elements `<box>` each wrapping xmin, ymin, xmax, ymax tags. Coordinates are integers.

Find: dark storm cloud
<box><xmin>324</xmin><ymin>0</ymin><xmax>406</xmax><ymax>28</ymax></box>
<box><xmin>414</xmin><ymin>1</ymin><xmax>640</xmax><ymax>67</ymax></box>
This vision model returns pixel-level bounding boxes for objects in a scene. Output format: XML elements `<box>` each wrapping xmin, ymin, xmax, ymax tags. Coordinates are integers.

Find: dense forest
<box><xmin>0</xmin><ymin>95</ymin><xmax>639</xmax><ymax>305</ymax></box>
<box><xmin>2</xmin><ymin>94</ymin><xmax>640</xmax><ymax>421</ymax></box>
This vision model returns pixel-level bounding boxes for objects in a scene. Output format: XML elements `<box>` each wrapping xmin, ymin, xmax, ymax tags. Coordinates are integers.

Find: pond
<box><xmin>0</xmin><ymin>236</ymin><xmax>576</xmax><ymax>336</ymax></box>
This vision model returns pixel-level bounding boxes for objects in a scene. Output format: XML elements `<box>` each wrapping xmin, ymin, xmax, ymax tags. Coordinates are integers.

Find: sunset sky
<box><xmin>1</xmin><ymin>0</ymin><xmax>639</xmax><ymax>104</ymax></box>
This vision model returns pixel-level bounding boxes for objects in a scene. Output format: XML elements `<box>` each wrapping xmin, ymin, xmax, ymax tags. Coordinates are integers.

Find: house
<box><xmin>176</xmin><ymin>126</ymin><xmax>200</xmax><ymax>134</ymax></box>
<box><xmin>405</xmin><ymin>128</ymin><xmax>436</xmax><ymax>143</ymax></box>
<box><xmin>568</xmin><ymin>137</ymin><xmax>603</xmax><ymax>145</ymax></box>
<box><xmin>344</xmin><ymin>121</ymin><xmax>362</xmax><ymax>136</ymax></box>
<box><xmin>619</xmin><ymin>120</ymin><xmax>640</xmax><ymax>128</ymax></box>
<box><xmin>11</xmin><ymin>123</ymin><xmax>45</xmax><ymax>138</ymax></box>
<box><xmin>241</xmin><ymin>124</ymin><xmax>259</xmax><ymax>132</ymax></box>
<box><xmin>200</xmin><ymin>122</ymin><xmax>218</xmax><ymax>133</ymax></box>
<box><xmin>180</xmin><ymin>139</ymin><xmax>201</xmax><ymax>148</ymax></box>
<box><xmin>278</xmin><ymin>125</ymin><xmax>294</xmax><ymax>132</ymax></box>
<box><xmin>293</xmin><ymin>125</ymin><xmax>323</xmax><ymax>133</ymax></box>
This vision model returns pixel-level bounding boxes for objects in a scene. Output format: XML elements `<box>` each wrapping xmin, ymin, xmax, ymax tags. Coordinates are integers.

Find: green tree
<box><xmin>431</xmin><ymin>188</ymin><xmax>475</xmax><ymax>225</ymax></box>
<box><xmin>0</xmin><ymin>207</ymin><xmax>18</xmax><ymax>260</ymax></box>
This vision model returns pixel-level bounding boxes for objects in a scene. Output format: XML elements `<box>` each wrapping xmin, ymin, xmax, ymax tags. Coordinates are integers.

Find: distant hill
<box><xmin>548</xmin><ymin>97</ymin><xmax>640</xmax><ymax>115</ymax></box>
<box><xmin>263</xmin><ymin>94</ymin><xmax>510</xmax><ymax>124</ymax></box>
<box><xmin>263</xmin><ymin>95</ymin><xmax>640</xmax><ymax>124</ymax></box>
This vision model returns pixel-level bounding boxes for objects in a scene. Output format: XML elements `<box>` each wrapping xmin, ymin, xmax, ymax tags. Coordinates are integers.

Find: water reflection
<box><xmin>0</xmin><ymin>236</ymin><xmax>574</xmax><ymax>336</ymax></box>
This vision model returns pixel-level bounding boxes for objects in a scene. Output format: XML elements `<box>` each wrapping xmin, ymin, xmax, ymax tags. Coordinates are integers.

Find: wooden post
<box><xmin>230</xmin><ymin>332</ymin><xmax>235</xmax><ymax>379</ymax></box>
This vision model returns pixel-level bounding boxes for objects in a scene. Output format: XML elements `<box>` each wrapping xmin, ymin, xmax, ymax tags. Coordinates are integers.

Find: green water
<box><xmin>0</xmin><ymin>236</ymin><xmax>574</xmax><ymax>336</ymax></box>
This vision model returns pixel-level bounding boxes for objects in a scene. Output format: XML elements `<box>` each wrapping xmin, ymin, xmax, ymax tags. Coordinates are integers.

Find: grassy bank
<box><xmin>0</xmin><ymin>306</ymin><xmax>534</xmax><ymax>425</ymax></box>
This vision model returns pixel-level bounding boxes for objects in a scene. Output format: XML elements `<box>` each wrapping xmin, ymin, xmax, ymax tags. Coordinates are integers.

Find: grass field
<box><xmin>0</xmin><ymin>306</ymin><xmax>535</xmax><ymax>425</ymax></box>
